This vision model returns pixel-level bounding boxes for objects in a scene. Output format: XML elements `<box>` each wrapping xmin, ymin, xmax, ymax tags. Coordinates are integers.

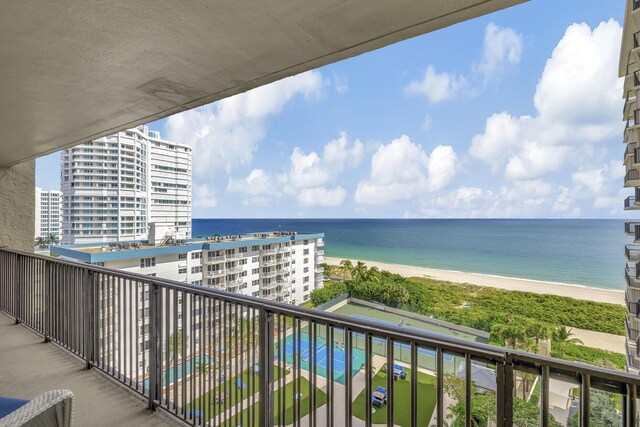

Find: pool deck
<box><xmin>0</xmin><ymin>312</ymin><xmax>179</xmax><ymax>426</ymax></box>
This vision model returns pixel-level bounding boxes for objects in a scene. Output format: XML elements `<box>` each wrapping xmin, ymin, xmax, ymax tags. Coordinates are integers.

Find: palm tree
<box><xmin>352</xmin><ymin>261</ymin><xmax>368</xmax><ymax>282</ymax></box>
<box><xmin>339</xmin><ymin>259</ymin><xmax>353</xmax><ymax>280</ymax></box>
<box><xmin>47</xmin><ymin>233</ymin><xmax>60</xmax><ymax>246</ymax></box>
<box><xmin>34</xmin><ymin>236</ymin><xmax>47</xmax><ymax>249</ymax></box>
<box><xmin>553</xmin><ymin>326</ymin><xmax>583</xmax><ymax>357</ymax></box>
<box><xmin>527</xmin><ymin>322</ymin><xmax>552</xmax><ymax>352</ymax></box>
<box><xmin>366</xmin><ymin>266</ymin><xmax>381</xmax><ymax>282</ymax></box>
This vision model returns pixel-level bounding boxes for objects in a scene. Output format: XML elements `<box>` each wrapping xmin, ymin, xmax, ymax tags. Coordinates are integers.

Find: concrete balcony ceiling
<box><xmin>1</xmin><ymin>0</ymin><xmax>524</xmax><ymax>167</ymax></box>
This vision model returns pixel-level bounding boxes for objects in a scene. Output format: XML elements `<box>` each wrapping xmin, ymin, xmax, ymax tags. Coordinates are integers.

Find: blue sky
<box><xmin>37</xmin><ymin>0</ymin><xmax>628</xmax><ymax>218</ymax></box>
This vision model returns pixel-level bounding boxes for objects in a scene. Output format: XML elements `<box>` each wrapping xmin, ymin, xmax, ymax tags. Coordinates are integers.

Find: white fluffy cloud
<box><xmin>193</xmin><ymin>183</ymin><xmax>217</xmax><ymax>208</ymax></box>
<box><xmin>477</xmin><ymin>23</ymin><xmax>523</xmax><ymax>82</ymax></box>
<box><xmin>166</xmin><ymin>71</ymin><xmax>323</xmax><ymax>180</ymax></box>
<box><xmin>405</xmin><ymin>65</ymin><xmax>467</xmax><ymax>103</ymax></box>
<box><xmin>227</xmin><ymin>169</ymin><xmax>276</xmax><ymax>196</ymax></box>
<box><xmin>297</xmin><ymin>186</ymin><xmax>347</xmax><ymax>207</ymax></box>
<box><xmin>227</xmin><ymin>132</ymin><xmax>362</xmax><ymax>208</ymax></box>
<box><xmin>420</xmin><ymin>181</ymin><xmax>583</xmax><ymax>218</ymax></box>
<box><xmin>470</xmin><ymin>20</ymin><xmax>623</xmax><ymax>181</ymax></box>
<box><xmin>355</xmin><ymin>136</ymin><xmax>458</xmax><ymax>204</ymax></box>
<box><xmin>407</xmin><ymin>23</ymin><xmax>521</xmax><ymax>103</ymax></box>
<box><xmin>282</xmin><ymin>132</ymin><xmax>363</xmax><ymax>207</ymax></box>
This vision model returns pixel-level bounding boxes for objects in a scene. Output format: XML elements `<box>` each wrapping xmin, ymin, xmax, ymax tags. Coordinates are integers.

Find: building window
<box><xmin>252</xmin><ymin>245</ymin><xmax>259</xmax><ymax>251</ymax></box>
<box><xmin>303</xmin><ymin>276</ymin><xmax>309</xmax><ymax>283</ymax></box>
<box><xmin>252</xmin><ymin>279</ymin><xmax>259</xmax><ymax>286</ymax></box>
<box><xmin>252</xmin><ymin>256</ymin><xmax>258</xmax><ymax>263</ymax></box>
<box><xmin>304</xmin><ymin>240</ymin><xmax>309</xmax><ymax>245</ymax></box>
<box><xmin>303</xmin><ymin>248</ymin><xmax>309</xmax><ymax>255</ymax></box>
<box><xmin>191</xmin><ymin>266</ymin><xmax>202</xmax><ymax>274</ymax></box>
<box><xmin>303</xmin><ymin>285</ymin><xmax>309</xmax><ymax>292</ymax></box>
<box><xmin>191</xmin><ymin>280</ymin><xmax>202</xmax><ymax>286</ymax></box>
<box><xmin>140</xmin><ymin>257</ymin><xmax>156</xmax><ymax>268</ymax></box>
<box><xmin>178</xmin><ymin>253</ymin><xmax>187</xmax><ymax>259</ymax></box>
<box><xmin>252</xmin><ymin>291</ymin><xmax>259</xmax><ymax>297</ymax></box>
<box><xmin>304</xmin><ymin>267</ymin><xmax>309</xmax><ymax>273</ymax></box>
<box><xmin>178</xmin><ymin>267</ymin><xmax>187</xmax><ymax>274</ymax></box>
<box><xmin>191</xmin><ymin>251</ymin><xmax>202</xmax><ymax>260</ymax></box>
<box><xmin>303</xmin><ymin>258</ymin><xmax>309</xmax><ymax>264</ymax></box>
<box><xmin>252</xmin><ymin>268</ymin><xmax>259</xmax><ymax>275</ymax></box>
<box><xmin>240</xmin><ymin>258</ymin><xmax>247</xmax><ymax>265</ymax></box>
<box><xmin>239</xmin><ymin>246</ymin><xmax>247</xmax><ymax>253</ymax></box>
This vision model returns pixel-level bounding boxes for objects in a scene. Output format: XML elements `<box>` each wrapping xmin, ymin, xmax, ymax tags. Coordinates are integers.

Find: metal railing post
<box><xmin>83</xmin><ymin>270</ymin><xmax>95</xmax><ymax>369</ymax></box>
<box><xmin>14</xmin><ymin>254</ymin><xmax>21</xmax><ymax>323</ymax></box>
<box><xmin>496</xmin><ymin>356</ymin><xmax>514</xmax><ymax>427</ymax></box>
<box><xmin>259</xmin><ymin>308</ymin><xmax>275</xmax><ymax>427</ymax></box>
<box><xmin>148</xmin><ymin>283</ymin><xmax>160</xmax><ymax>410</ymax></box>
<box><xmin>43</xmin><ymin>262</ymin><xmax>51</xmax><ymax>343</ymax></box>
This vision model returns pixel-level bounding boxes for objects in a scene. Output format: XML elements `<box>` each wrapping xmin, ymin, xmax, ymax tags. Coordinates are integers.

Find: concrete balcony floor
<box><xmin>0</xmin><ymin>312</ymin><xmax>178</xmax><ymax>426</ymax></box>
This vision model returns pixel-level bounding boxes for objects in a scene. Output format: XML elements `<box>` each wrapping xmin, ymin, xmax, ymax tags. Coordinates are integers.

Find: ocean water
<box><xmin>193</xmin><ymin>219</ymin><xmax>628</xmax><ymax>290</ymax></box>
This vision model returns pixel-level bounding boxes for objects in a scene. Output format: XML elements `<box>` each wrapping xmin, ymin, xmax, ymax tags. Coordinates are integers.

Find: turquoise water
<box><xmin>193</xmin><ymin>219</ymin><xmax>628</xmax><ymax>290</ymax></box>
<box><xmin>144</xmin><ymin>354</ymin><xmax>213</xmax><ymax>389</ymax></box>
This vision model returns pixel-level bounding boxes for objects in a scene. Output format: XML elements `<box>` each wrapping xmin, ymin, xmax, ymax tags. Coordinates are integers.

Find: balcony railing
<box><xmin>627</xmin><ymin>169</ymin><xmax>640</xmax><ymax>184</ymax></box>
<box><xmin>625</xmin><ymin>196</ymin><xmax>638</xmax><ymax>209</ymax></box>
<box><xmin>626</xmin><ymin>244</ymin><xmax>640</xmax><ymax>262</ymax></box>
<box><xmin>1</xmin><ymin>247</ymin><xmax>640</xmax><ymax>426</ymax></box>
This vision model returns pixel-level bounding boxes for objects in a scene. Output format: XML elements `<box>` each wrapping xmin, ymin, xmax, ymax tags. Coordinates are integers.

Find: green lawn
<box><xmin>227</xmin><ymin>377</ymin><xmax>327</xmax><ymax>426</ymax></box>
<box><xmin>352</xmin><ymin>364</ymin><xmax>436</xmax><ymax>427</ymax></box>
<box><xmin>187</xmin><ymin>365</ymin><xmax>288</xmax><ymax>422</ymax></box>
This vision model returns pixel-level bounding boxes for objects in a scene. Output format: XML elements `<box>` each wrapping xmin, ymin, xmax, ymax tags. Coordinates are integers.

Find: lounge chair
<box><xmin>0</xmin><ymin>389</ymin><xmax>74</xmax><ymax>427</ymax></box>
<box><xmin>371</xmin><ymin>386</ymin><xmax>387</xmax><ymax>408</ymax></box>
<box><xmin>236</xmin><ymin>379</ymin><xmax>247</xmax><ymax>390</ymax></box>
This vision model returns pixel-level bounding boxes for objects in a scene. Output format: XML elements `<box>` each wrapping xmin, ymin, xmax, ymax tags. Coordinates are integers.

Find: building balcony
<box><xmin>224</xmin><ymin>253</ymin><xmax>242</xmax><ymax>260</ymax></box>
<box><xmin>625</xmin><ymin>168</ymin><xmax>640</xmax><ymax>187</ymax></box>
<box><xmin>624</xmin><ymin>196</ymin><xmax>640</xmax><ymax>210</ymax></box>
<box><xmin>262</xmin><ymin>258</ymin><xmax>276</xmax><ymax>266</ymax></box>
<box><xmin>261</xmin><ymin>269</ymin><xmax>277</xmax><ymax>278</ymax></box>
<box><xmin>316</xmin><ymin>250</ymin><xmax>325</xmax><ymax>258</ymax></box>
<box><xmin>625</xmin><ymin>221</ymin><xmax>640</xmax><ymax>236</ymax></box>
<box><xmin>205</xmin><ymin>255</ymin><xmax>225</xmax><ymax>263</ymax></box>
<box><xmin>626</xmin><ymin>267</ymin><xmax>640</xmax><ymax>289</ymax></box>
<box><xmin>225</xmin><ymin>265</ymin><xmax>243</xmax><ymax>273</ymax></box>
<box><xmin>261</xmin><ymin>248</ymin><xmax>277</xmax><ymax>255</ymax></box>
<box><xmin>205</xmin><ymin>269</ymin><xmax>224</xmax><ymax>278</ymax></box>
<box><xmin>626</xmin><ymin>288</ymin><xmax>640</xmax><ymax>315</ymax></box>
<box><xmin>1</xmin><ymin>248</ymin><xmax>640</xmax><ymax>426</ymax></box>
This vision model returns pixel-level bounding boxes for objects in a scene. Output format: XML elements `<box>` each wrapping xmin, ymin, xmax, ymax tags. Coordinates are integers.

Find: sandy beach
<box><xmin>325</xmin><ymin>257</ymin><xmax>625</xmax><ymax>352</ymax></box>
<box><xmin>325</xmin><ymin>257</ymin><xmax>624</xmax><ymax>306</ymax></box>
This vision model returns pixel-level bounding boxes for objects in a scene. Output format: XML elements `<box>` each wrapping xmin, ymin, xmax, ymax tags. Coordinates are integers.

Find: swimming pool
<box><xmin>143</xmin><ymin>354</ymin><xmax>214</xmax><ymax>389</ymax></box>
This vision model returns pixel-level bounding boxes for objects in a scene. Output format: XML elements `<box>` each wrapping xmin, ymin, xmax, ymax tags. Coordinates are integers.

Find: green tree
<box><xmin>491</xmin><ymin>323</ymin><xmax>526</xmax><ymax>349</ymax></box>
<box><xmin>553</xmin><ymin>327</ymin><xmax>583</xmax><ymax>357</ymax></box>
<box><xmin>524</xmin><ymin>320</ymin><xmax>552</xmax><ymax>351</ymax></box>
<box><xmin>34</xmin><ymin>236</ymin><xmax>47</xmax><ymax>249</ymax></box>
<box><xmin>567</xmin><ymin>390</ymin><xmax>620</xmax><ymax>427</ymax></box>
<box><xmin>339</xmin><ymin>259</ymin><xmax>354</xmax><ymax>280</ymax></box>
<box><xmin>47</xmin><ymin>232</ymin><xmax>60</xmax><ymax>246</ymax></box>
<box><xmin>352</xmin><ymin>261</ymin><xmax>368</xmax><ymax>282</ymax></box>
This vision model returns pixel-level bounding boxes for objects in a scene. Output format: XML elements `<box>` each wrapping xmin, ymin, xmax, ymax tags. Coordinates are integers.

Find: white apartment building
<box><xmin>61</xmin><ymin>125</ymin><xmax>192</xmax><ymax>244</ymax></box>
<box><xmin>52</xmin><ymin>231</ymin><xmax>325</xmax><ymax>377</ymax></box>
<box><xmin>35</xmin><ymin>187</ymin><xmax>63</xmax><ymax>239</ymax></box>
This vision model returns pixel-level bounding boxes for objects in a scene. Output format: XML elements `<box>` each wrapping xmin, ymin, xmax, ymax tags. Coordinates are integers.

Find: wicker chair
<box><xmin>0</xmin><ymin>390</ymin><xmax>73</xmax><ymax>427</ymax></box>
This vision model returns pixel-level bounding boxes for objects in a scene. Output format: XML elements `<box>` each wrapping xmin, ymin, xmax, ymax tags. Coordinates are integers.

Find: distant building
<box><xmin>35</xmin><ymin>187</ymin><xmax>62</xmax><ymax>240</ymax></box>
<box><xmin>620</xmin><ymin>0</ymin><xmax>640</xmax><ymax>374</ymax></box>
<box><xmin>53</xmin><ymin>230</ymin><xmax>325</xmax><ymax>305</ymax></box>
<box><xmin>61</xmin><ymin>125</ymin><xmax>191</xmax><ymax>244</ymax></box>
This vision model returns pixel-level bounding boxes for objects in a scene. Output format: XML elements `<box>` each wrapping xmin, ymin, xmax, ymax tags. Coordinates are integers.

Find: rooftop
<box><xmin>51</xmin><ymin>231</ymin><xmax>324</xmax><ymax>262</ymax></box>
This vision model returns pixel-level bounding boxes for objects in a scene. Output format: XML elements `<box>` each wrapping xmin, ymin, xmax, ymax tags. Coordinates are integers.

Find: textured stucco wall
<box><xmin>0</xmin><ymin>161</ymin><xmax>35</xmax><ymax>251</ymax></box>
